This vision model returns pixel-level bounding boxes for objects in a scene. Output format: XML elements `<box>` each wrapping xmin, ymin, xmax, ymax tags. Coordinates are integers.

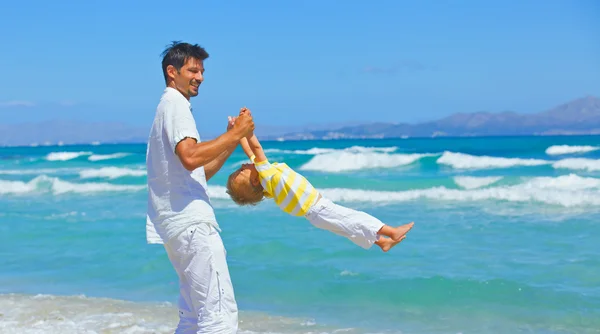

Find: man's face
<box><xmin>169</xmin><ymin>57</ymin><xmax>204</xmax><ymax>99</ymax></box>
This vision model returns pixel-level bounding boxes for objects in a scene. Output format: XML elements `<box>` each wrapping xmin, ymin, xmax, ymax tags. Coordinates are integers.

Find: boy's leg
<box><xmin>375</xmin><ymin>235</ymin><xmax>406</xmax><ymax>252</ymax></box>
<box><xmin>305</xmin><ymin>197</ymin><xmax>385</xmax><ymax>249</ymax></box>
<box><xmin>164</xmin><ymin>223</ymin><xmax>238</xmax><ymax>334</ymax></box>
<box><xmin>377</xmin><ymin>223</ymin><xmax>415</xmax><ymax>241</ymax></box>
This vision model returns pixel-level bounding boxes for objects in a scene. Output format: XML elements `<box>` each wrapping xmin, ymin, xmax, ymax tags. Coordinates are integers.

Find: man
<box><xmin>146</xmin><ymin>41</ymin><xmax>254</xmax><ymax>333</ymax></box>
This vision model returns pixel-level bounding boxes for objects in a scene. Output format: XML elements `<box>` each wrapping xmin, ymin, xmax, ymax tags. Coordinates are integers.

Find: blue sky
<box><xmin>0</xmin><ymin>0</ymin><xmax>598</xmax><ymax>134</ymax></box>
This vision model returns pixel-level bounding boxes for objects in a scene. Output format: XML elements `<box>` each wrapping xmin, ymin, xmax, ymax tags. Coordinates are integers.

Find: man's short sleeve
<box><xmin>162</xmin><ymin>99</ymin><xmax>200</xmax><ymax>152</ymax></box>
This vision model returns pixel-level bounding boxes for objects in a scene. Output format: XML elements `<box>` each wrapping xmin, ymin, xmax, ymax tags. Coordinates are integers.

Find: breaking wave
<box><xmin>88</xmin><ymin>153</ymin><xmax>131</xmax><ymax>161</ymax></box>
<box><xmin>317</xmin><ymin>175</ymin><xmax>600</xmax><ymax>208</ymax></box>
<box><xmin>79</xmin><ymin>167</ymin><xmax>146</xmax><ymax>179</ymax></box>
<box><xmin>437</xmin><ymin>152</ymin><xmax>549</xmax><ymax>169</ymax></box>
<box><xmin>453</xmin><ymin>176</ymin><xmax>503</xmax><ymax>189</ymax></box>
<box><xmin>210</xmin><ymin>174</ymin><xmax>600</xmax><ymax>208</ymax></box>
<box><xmin>545</xmin><ymin>145</ymin><xmax>599</xmax><ymax>155</ymax></box>
<box><xmin>299</xmin><ymin>152</ymin><xmax>434</xmax><ymax>172</ymax></box>
<box><xmin>0</xmin><ymin>175</ymin><xmax>145</xmax><ymax>195</ymax></box>
<box><xmin>552</xmin><ymin>158</ymin><xmax>600</xmax><ymax>172</ymax></box>
<box><xmin>45</xmin><ymin>151</ymin><xmax>92</xmax><ymax>161</ymax></box>
<box><xmin>264</xmin><ymin>146</ymin><xmax>397</xmax><ymax>155</ymax></box>
<box><xmin>0</xmin><ymin>293</ymin><xmax>329</xmax><ymax>334</ymax></box>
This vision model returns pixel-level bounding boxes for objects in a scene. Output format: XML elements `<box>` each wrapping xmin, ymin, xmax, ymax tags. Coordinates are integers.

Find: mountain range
<box><xmin>267</xmin><ymin>95</ymin><xmax>600</xmax><ymax>140</ymax></box>
<box><xmin>0</xmin><ymin>96</ymin><xmax>598</xmax><ymax>146</ymax></box>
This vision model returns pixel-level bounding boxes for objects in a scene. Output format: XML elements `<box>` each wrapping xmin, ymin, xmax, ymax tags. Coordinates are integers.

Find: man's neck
<box><xmin>166</xmin><ymin>83</ymin><xmax>190</xmax><ymax>101</ymax></box>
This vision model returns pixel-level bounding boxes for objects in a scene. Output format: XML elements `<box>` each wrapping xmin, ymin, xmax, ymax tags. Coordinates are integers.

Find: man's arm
<box><xmin>203</xmin><ymin>116</ymin><xmax>239</xmax><ymax>181</ymax></box>
<box><xmin>175</xmin><ymin>111</ymin><xmax>254</xmax><ymax>171</ymax></box>
<box><xmin>204</xmin><ymin>145</ymin><xmax>237</xmax><ymax>181</ymax></box>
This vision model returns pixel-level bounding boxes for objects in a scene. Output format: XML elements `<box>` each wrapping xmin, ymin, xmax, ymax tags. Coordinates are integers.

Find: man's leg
<box><xmin>164</xmin><ymin>223</ymin><xmax>238</xmax><ymax>333</ymax></box>
<box><xmin>201</xmin><ymin>226</ymin><xmax>238</xmax><ymax>333</ymax></box>
<box><xmin>164</xmin><ymin>225</ymin><xmax>207</xmax><ymax>333</ymax></box>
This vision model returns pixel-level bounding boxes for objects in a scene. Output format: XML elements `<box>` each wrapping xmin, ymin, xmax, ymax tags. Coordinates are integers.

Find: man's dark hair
<box><xmin>161</xmin><ymin>41</ymin><xmax>209</xmax><ymax>84</ymax></box>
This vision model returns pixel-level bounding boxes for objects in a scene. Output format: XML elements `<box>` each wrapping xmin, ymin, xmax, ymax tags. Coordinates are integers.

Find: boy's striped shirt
<box><xmin>255</xmin><ymin>159</ymin><xmax>320</xmax><ymax>216</ymax></box>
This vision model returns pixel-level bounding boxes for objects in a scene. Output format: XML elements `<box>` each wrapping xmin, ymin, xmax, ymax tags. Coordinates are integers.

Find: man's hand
<box><xmin>232</xmin><ymin>108</ymin><xmax>254</xmax><ymax>139</ymax></box>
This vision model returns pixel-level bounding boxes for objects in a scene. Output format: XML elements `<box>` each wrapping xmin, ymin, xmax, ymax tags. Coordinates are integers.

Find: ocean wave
<box><xmin>0</xmin><ymin>175</ymin><xmax>145</xmax><ymax>195</ymax></box>
<box><xmin>552</xmin><ymin>158</ymin><xmax>600</xmax><ymax>172</ymax></box>
<box><xmin>79</xmin><ymin>167</ymin><xmax>146</xmax><ymax>179</ymax></box>
<box><xmin>0</xmin><ymin>293</ymin><xmax>335</xmax><ymax>334</ymax></box>
<box><xmin>88</xmin><ymin>153</ymin><xmax>131</xmax><ymax>161</ymax></box>
<box><xmin>211</xmin><ymin>174</ymin><xmax>600</xmax><ymax>208</ymax></box>
<box><xmin>299</xmin><ymin>152</ymin><xmax>433</xmax><ymax>172</ymax></box>
<box><xmin>545</xmin><ymin>145</ymin><xmax>599</xmax><ymax>155</ymax></box>
<box><xmin>207</xmin><ymin>185</ymin><xmax>229</xmax><ymax>199</ymax></box>
<box><xmin>0</xmin><ymin>168</ymin><xmax>81</xmax><ymax>176</ymax></box>
<box><xmin>453</xmin><ymin>176</ymin><xmax>503</xmax><ymax>189</ymax></box>
<box><xmin>437</xmin><ymin>152</ymin><xmax>549</xmax><ymax>169</ymax></box>
<box><xmin>437</xmin><ymin>152</ymin><xmax>600</xmax><ymax>172</ymax></box>
<box><xmin>45</xmin><ymin>151</ymin><xmax>92</xmax><ymax>161</ymax></box>
<box><xmin>318</xmin><ymin>174</ymin><xmax>600</xmax><ymax>207</ymax></box>
<box><xmin>264</xmin><ymin>146</ymin><xmax>397</xmax><ymax>155</ymax></box>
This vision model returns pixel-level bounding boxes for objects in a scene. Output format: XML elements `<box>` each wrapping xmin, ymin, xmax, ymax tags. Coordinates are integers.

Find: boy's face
<box><xmin>234</xmin><ymin>163</ymin><xmax>260</xmax><ymax>187</ymax></box>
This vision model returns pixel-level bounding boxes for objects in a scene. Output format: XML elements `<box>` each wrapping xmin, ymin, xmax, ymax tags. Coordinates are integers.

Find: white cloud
<box><xmin>58</xmin><ymin>100</ymin><xmax>77</xmax><ymax>106</ymax></box>
<box><xmin>0</xmin><ymin>100</ymin><xmax>36</xmax><ymax>108</ymax></box>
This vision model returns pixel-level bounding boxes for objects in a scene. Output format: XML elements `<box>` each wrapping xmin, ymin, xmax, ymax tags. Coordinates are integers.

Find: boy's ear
<box><xmin>250</xmin><ymin>175</ymin><xmax>261</xmax><ymax>187</ymax></box>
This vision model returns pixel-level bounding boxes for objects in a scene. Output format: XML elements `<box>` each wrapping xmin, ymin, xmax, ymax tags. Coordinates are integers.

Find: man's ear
<box><xmin>166</xmin><ymin>65</ymin><xmax>178</xmax><ymax>81</ymax></box>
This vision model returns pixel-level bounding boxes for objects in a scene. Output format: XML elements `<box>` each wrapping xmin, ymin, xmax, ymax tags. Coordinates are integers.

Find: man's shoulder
<box><xmin>158</xmin><ymin>88</ymin><xmax>190</xmax><ymax>110</ymax></box>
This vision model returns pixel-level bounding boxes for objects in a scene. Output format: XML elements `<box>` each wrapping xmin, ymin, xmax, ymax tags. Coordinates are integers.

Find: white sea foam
<box><xmin>45</xmin><ymin>151</ymin><xmax>92</xmax><ymax>161</ymax></box>
<box><xmin>210</xmin><ymin>174</ymin><xmax>600</xmax><ymax>208</ymax></box>
<box><xmin>0</xmin><ymin>293</ymin><xmax>335</xmax><ymax>334</ymax></box>
<box><xmin>436</xmin><ymin>152</ymin><xmax>600</xmax><ymax>172</ymax></box>
<box><xmin>545</xmin><ymin>145</ymin><xmax>599</xmax><ymax>155</ymax></box>
<box><xmin>264</xmin><ymin>147</ymin><xmax>337</xmax><ymax>155</ymax></box>
<box><xmin>88</xmin><ymin>152</ymin><xmax>131</xmax><ymax>161</ymax></box>
<box><xmin>207</xmin><ymin>185</ymin><xmax>230</xmax><ymax>199</ymax></box>
<box><xmin>0</xmin><ymin>168</ymin><xmax>81</xmax><ymax>176</ymax></box>
<box><xmin>453</xmin><ymin>176</ymin><xmax>503</xmax><ymax>189</ymax></box>
<box><xmin>264</xmin><ymin>146</ymin><xmax>397</xmax><ymax>155</ymax></box>
<box><xmin>79</xmin><ymin>167</ymin><xmax>146</xmax><ymax>179</ymax></box>
<box><xmin>317</xmin><ymin>174</ymin><xmax>600</xmax><ymax>208</ymax></box>
<box><xmin>300</xmin><ymin>152</ymin><xmax>432</xmax><ymax>172</ymax></box>
<box><xmin>437</xmin><ymin>152</ymin><xmax>549</xmax><ymax>169</ymax></box>
<box><xmin>0</xmin><ymin>175</ymin><xmax>145</xmax><ymax>195</ymax></box>
<box><xmin>552</xmin><ymin>158</ymin><xmax>600</xmax><ymax>172</ymax></box>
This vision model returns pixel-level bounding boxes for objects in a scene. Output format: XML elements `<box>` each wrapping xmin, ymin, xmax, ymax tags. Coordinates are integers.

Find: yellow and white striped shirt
<box><xmin>255</xmin><ymin>159</ymin><xmax>320</xmax><ymax>216</ymax></box>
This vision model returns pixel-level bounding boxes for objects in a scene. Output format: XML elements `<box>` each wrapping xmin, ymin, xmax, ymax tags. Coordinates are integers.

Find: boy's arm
<box><xmin>246</xmin><ymin>133</ymin><xmax>267</xmax><ymax>163</ymax></box>
<box><xmin>240</xmin><ymin>136</ymin><xmax>255</xmax><ymax>161</ymax></box>
<box><xmin>236</xmin><ymin>107</ymin><xmax>267</xmax><ymax>163</ymax></box>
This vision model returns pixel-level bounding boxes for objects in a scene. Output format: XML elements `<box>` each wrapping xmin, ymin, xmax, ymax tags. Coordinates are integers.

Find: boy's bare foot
<box><xmin>376</xmin><ymin>235</ymin><xmax>406</xmax><ymax>252</ymax></box>
<box><xmin>390</xmin><ymin>222</ymin><xmax>414</xmax><ymax>241</ymax></box>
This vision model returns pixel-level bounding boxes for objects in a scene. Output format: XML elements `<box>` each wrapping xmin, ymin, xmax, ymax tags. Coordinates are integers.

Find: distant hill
<box><xmin>1</xmin><ymin>96</ymin><xmax>599</xmax><ymax>146</ymax></box>
<box><xmin>269</xmin><ymin>96</ymin><xmax>600</xmax><ymax>140</ymax></box>
<box><xmin>0</xmin><ymin>120</ymin><xmax>149</xmax><ymax>147</ymax></box>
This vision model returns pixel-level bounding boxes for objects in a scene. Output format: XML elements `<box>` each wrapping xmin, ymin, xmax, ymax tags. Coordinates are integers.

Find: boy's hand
<box><xmin>232</xmin><ymin>109</ymin><xmax>254</xmax><ymax>139</ymax></box>
<box><xmin>227</xmin><ymin>116</ymin><xmax>236</xmax><ymax>131</ymax></box>
<box><xmin>240</xmin><ymin>106</ymin><xmax>252</xmax><ymax>117</ymax></box>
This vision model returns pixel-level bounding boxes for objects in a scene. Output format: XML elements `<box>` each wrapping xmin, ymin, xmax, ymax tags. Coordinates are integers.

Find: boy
<box><xmin>225</xmin><ymin>111</ymin><xmax>414</xmax><ymax>252</ymax></box>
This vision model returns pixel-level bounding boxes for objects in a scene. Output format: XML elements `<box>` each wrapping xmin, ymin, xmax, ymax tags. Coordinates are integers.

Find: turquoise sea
<box><xmin>1</xmin><ymin>136</ymin><xmax>600</xmax><ymax>333</ymax></box>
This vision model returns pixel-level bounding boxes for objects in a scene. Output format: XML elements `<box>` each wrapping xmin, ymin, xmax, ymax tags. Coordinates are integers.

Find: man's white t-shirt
<box><xmin>145</xmin><ymin>87</ymin><xmax>219</xmax><ymax>244</ymax></box>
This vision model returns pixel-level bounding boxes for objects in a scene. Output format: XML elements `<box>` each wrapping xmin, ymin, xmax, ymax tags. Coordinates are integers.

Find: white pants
<box><xmin>305</xmin><ymin>197</ymin><xmax>385</xmax><ymax>249</ymax></box>
<box><xmin>164</xmin><ymin>223</ymin><xmax>238</xmax><ymax>333</ymax></box>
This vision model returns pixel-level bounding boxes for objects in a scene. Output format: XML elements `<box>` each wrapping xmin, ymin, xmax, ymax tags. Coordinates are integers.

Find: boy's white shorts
<box><xmin>305</xmin><ymin>197</ymin><xmax>384</xmax><ymax>249</ymax></box>
<box><xmin>164</xmin><ymin>223</ymin><xmax>238</xmax><ymax>334</ymax></box>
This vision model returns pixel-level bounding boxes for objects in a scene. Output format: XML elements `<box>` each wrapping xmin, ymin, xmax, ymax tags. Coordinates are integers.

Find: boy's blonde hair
<box><xmin>226</xmin><ymin>172</ymin><xmax>265</xmax><ymax>206</ymax></box>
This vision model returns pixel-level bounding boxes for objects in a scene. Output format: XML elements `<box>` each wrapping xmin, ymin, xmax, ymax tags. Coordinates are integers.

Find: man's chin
<box><xmin>189</xmin><ymin>90</ymin><xmax>199</xmax><ymax>97</ymax></box>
